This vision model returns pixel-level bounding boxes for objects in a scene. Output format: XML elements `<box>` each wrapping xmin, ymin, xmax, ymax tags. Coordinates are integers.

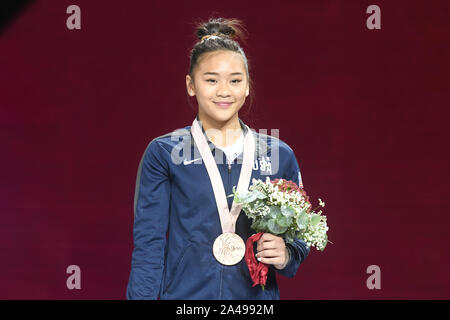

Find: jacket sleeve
<box><xmin>273</xmin><ymin>149</ymin><xmax>310</xmax><ymax>278</ymax></box>
<box><xmin>126</xmin><ymin>140</ymin><xmax>171</xmax><ymax>299</ymax></box>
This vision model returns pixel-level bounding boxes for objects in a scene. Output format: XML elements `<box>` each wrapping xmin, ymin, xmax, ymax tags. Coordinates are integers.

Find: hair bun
<box><xmin>195</xmin><ymin>17</ymin><xmax>248</xmax><ymax>45</ymax></box>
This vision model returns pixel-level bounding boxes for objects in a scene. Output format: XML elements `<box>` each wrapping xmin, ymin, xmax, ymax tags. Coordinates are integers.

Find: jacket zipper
<box><xmin>227</xmin><ymin>162</ymin><xmax>232</xmax><ymax>198</ymax></box>
<box><xmin>221</xmin><ymin>161</ymin><xmax>231</xmax><ymax>300</ymax></box>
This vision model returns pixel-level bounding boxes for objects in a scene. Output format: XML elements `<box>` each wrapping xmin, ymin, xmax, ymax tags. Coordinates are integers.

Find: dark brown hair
<box><xmin>186</xmin><ymin>16</ymin><xmax>255</xmax><ymax>117</ymax></box>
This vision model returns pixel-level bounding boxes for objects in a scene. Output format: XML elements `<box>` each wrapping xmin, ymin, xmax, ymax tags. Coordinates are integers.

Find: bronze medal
<box><xmin>213</xmin><ymin>232</ymin><xmax>246</xmax><ymax>266</ymax></box>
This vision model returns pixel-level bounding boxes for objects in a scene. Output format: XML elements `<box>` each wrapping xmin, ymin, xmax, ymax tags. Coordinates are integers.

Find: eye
<box><xmin>206</xmin><ymin>79</ymin><xmax>242</xmax><ymax>84</ymax></box>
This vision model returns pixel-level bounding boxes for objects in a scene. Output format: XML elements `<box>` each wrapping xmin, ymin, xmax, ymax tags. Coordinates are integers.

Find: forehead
<box><xmin>196</xmin><ymin>50</ymin><xmax>245</xmax><ymax>74</ymax></box>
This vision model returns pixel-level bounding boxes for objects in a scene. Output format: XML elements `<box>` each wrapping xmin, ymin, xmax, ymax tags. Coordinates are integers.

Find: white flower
<box><xmin>319</xmin><ymin>198</ymin><xmax>325</xmax><ymax>207</ymax></box>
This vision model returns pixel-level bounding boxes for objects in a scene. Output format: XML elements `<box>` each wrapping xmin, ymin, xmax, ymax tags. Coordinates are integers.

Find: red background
<box><xmin>1</xmin><ymin>0</ymin><xmax>449</xmax><ymax>299</ymax></box>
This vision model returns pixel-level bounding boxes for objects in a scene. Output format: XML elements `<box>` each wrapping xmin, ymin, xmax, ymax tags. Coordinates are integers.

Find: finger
<box><xmin>256</xmin><ymin>241</ymin><xmax>277</xmax><ymax>253</ymax></box>
<box><xmin>261</xmin><ymin>234</ymin><xmax>285</xmax><ymax>247</ymax></box>
<box><xmin>257</xmin><ymin>256</ymin><xmax>283</xmax><ymax>265</ymax></box>
<box><xmin>256</xmin><ymin>239</ymin><xmax>261</xmax><ymax>252</ymax></box>
<box><xmin>256</xmin><ymin>236</ymin><xmax>272</xmax><ymax>252</ymax></box>
<box><xmin>260</xmin><ymin>233</ymin><xmax>276</xmax><ymax>242</ymax></box>
<box><xmin>256</xmin><ymin>249</ymin><xmax>280</xmax><ymax>258</ymax></box>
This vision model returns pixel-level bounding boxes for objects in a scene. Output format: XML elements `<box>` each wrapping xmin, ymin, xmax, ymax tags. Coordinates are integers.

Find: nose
<box><xmin>216</xmin><ymin>81</ymin><xmax>231</xmax><ymax>97</ymax></box>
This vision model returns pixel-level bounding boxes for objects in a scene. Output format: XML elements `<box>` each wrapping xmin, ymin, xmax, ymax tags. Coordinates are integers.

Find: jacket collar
<box><xmin>190</xmin><ymin>114</ymin><xmax>269</xmax><ymax>159</ymax></box>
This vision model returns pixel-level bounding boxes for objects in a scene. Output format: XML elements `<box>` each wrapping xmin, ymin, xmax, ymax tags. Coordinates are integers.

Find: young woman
<box><xmin>126</xmin><ymin>17</ymin><xmax>310</xmax><ymax>300</ymax></box>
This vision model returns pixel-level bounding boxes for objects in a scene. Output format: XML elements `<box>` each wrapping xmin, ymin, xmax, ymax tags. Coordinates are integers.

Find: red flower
<box><xmin>269</xmin><ymin>179</ymin><xmax>312</xmax><ymax>212</ymax></box>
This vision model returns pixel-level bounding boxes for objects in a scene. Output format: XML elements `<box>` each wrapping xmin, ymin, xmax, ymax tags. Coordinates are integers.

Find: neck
<box><xmin>198</xmin><ymin>112</ymin><xmax>243</xmax><ymax>148</ymax></box>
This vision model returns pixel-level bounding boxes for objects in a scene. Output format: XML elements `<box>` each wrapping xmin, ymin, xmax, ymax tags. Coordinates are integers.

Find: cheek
<box><xmin>197</xmin><ymin>86</ymin><xmax>215</xmax><ymax>99</ymax></box>
<box><xmin>234</xmin><ymin>83</ymin><xmax>248</xmax><ymax>94</ymax></box>
<box><xmin>234</xmin><ymin>89</ymin><xmax>247</xmax><ymax>100</ymax></box>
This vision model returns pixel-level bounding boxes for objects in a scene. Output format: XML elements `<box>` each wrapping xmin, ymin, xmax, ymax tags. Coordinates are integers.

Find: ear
<box><xmin>186</xmin><ymin>75</ymin><xmax>195</xmax><ymax>96</ymax></box>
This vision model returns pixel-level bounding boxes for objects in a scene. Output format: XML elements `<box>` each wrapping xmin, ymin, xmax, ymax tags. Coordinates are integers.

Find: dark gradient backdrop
<box><xmin>0</xmin><ymin>0</ymin><xmax>449</xmax><ymax>299</ymax></box>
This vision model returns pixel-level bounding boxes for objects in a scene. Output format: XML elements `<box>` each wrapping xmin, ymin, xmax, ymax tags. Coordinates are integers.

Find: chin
<box><xmin>199</xmin><ymin>103</ymin><xmax>241</xmax><ymax>123</ymax></box>
<box><xmin>211</xmin><ymin>110</ymin><xmax>238</xmax><ymax>122</ymax></box>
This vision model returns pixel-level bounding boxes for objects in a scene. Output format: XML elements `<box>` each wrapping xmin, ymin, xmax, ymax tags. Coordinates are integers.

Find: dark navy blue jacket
<box><xmin>126</xmin><ymin>115</ymin><xmax>310</xmax><ymax>300</ymax></box>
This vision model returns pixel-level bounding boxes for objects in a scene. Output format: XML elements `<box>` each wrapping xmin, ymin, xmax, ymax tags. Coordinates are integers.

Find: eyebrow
<box><xmin>203</xmin><ymin>72</ymin><xmax>244</xmax><ymax>76</ymax></box>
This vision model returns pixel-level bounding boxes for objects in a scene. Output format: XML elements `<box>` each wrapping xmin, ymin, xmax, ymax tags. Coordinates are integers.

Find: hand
<box><xmin>255</xmin><ymin>233</ymin><xmax>289</xmax><ymax>270</ymax></box>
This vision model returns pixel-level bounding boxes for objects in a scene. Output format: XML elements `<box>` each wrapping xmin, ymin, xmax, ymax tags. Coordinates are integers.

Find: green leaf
<box><xmin>284</xmin><ymin>230</ymin><xmax>295</xmax><ymax>244</ymax></box>
<box><xmin>281</xmin><ymin>205</ymin><xmax>296</xmax><ymax>218</ymax></box>
<box><xmin>236</xmin><ymin>191</ymin><xmax>255</xmax><ymax>204</ymax></box>
<box><xmin>311</xmin><ymin>214</ymin><xmax>321</xmax><ymax>226</ymax></box>
<box><xmin>229</xmin><ymin>185</ymin><xmax>240</xmax><ymax>201</ymax></box>
<box><xmin>276</xmin><ymin>215</ymin><xmax>292</xmax><ymax>228</ymax></box>
<box><xmin>247</xmin><ymin>192</ymin><xmax>258</xmax><ymax>203</ymax></box>
<box><xmin>267</xmin><ymin>219</ymin><xmax>287</xmax><ymax>235</ymax></box>
<box><xmin>239</xmin><ymin>191</ymin><xmax>257</xmax><ymax>203</ymax></box>
<box><xmin>285</xmin><ymin>234</ymin><xmax>293</xmax><ymax>244</ymax></box>
<box><xmin>268</xmin><ymin>206</ymin><xmax>281</xmax><ymax>219</ymax></box>
<box><xmin>296</xmin><ymin>209</ymin><xmax>308</xmax><ymax>230</ymax></box>
<box><xmin>254</xmin><ymin>190</ymin><xmax>267</xmax><ymax>200</ymax></box>
<box><xmin>252</xmin><ymin>219</ymin><xmax>268</xmax><ymax>233</ymax></box>
<box><xmin>251</xmin><ymin>219</ymin><xmax>260</xmax><ymax>231</ymax></box>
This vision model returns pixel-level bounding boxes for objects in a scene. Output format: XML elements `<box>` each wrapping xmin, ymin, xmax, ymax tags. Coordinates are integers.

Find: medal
<box><xmin>190</xmin><ymin>116</ymin><xmax>255</xmax><ymax>265</ymax></box>
<box><xmin>213</xmin><ymin>232</ymin><xmax>246</xmax><ymax>266</ymax></box>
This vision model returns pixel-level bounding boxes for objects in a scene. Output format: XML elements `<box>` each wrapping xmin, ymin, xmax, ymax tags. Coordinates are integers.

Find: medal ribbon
<box><xmin>190</xmin><ymin>117</ymin><xmax>255</xmax><ymax>233</ymax></box>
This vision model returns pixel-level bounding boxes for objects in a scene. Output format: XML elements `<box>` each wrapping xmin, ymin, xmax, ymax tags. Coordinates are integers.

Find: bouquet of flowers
<box><xmin>228</xmin><ymin>177</ymin><xmax>330</xmax><ymax>290</ymax></box>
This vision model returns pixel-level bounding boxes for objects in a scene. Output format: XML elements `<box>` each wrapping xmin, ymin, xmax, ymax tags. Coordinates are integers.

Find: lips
<box><xmin>214</xmin><ymin>101</ymin><xmax>233</xmax><ymax>108</ymax></box>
